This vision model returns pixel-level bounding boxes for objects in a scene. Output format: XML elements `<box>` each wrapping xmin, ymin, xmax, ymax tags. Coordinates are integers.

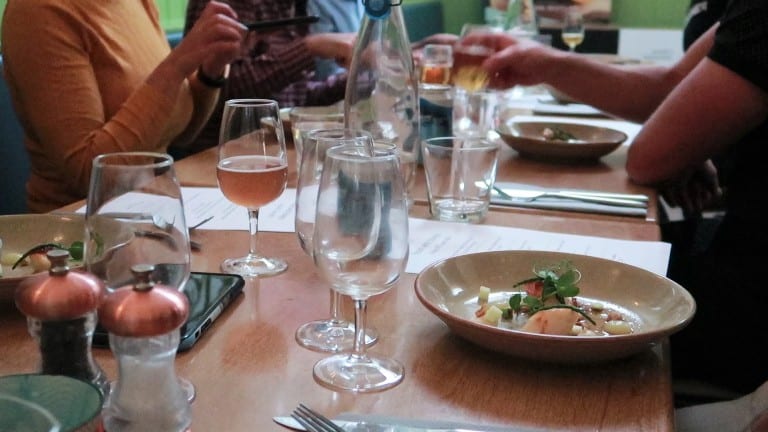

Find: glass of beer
<box><xmin>452</xmin><ymin>24</ymin><xmax>499</xmax><ymax>91</ymax></box>
<box><xmin>420</xmin><ymin>44</ymin><xmax>453</xmax><ymax>85</ymax></box>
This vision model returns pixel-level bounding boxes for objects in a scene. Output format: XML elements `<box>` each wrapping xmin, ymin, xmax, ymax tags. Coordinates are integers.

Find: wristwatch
<box><xmin>197</xmin><ymin>64</ymin><xmax>229</xmax><ymax>88</ymax></box>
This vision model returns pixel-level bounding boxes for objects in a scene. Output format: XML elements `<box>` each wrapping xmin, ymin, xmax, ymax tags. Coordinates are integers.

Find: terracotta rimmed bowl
<box><xmin>498</xmin><ymin>120</ymin><xmax>628</xmax><ymax>162</ymax></box>
<box><xmin>414</xmin><ymin>250</ymin><xmax>695</xmax><ymax>364</ymax></box>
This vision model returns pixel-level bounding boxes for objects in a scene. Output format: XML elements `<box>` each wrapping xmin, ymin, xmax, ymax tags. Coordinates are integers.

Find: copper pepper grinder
<box><xmin>15</xmin><ymin>248</ymin><xmax>110</xmax><ymax>397</ymax></box>
<box><xmin>99</xmin><ymin>264</ymin><xmax>191</xmax><ymax>432</ymax></box>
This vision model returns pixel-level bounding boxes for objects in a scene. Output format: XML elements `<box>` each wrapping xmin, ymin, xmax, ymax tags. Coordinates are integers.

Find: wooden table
<box><xmin>0</xmin><ymin>141</ymin><xmax>672</xmax><ymax>431</ymax></box>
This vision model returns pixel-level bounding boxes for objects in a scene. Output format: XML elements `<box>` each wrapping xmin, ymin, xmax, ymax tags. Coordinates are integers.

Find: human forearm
<box><xmin>538</xmin><ymin>56</ymin><xmax>681</xmax><ymax>123</ymax></box>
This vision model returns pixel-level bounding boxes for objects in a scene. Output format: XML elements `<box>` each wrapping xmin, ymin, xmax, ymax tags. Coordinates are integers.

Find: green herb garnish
<box><xmin>11</xmin><ymin>241</ymin><xmax>85</xmax><ymax>269</ymax></box>
<box><xmin>542</xmin><ymin>126</ymin><xmax>577</xmax><ymax>141</ymax></box>
<box><xmin>507</xmin><ymin>261</ymin><xmax>595</xmax><ymax>325</ymax></box>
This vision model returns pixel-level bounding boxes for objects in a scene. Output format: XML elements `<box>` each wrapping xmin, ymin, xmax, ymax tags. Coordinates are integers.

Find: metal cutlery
<box><xmin>493</xmin><ymin>186</ymin><xmax>647</xmax><ymax>208</ymax></box>
<box><xmin>290</xmin><ymin>404</ymin><xmax>344</xmax><ymax>432</ymax></box>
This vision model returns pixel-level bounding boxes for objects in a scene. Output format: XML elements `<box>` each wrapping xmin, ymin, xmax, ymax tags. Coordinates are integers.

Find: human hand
<box><xmin>480</xmin><ymin>35</ymin><xmax>562</xmax><ymax>89</ymax></box>
<box><xmin>411</xmin><ymin>33</ymin><xmax>459</xmax><ymax>50</ymax></box>
<box><xmin>305</xmin><ymin>33</ymin><xmax>356</xmax><ymax>69</ymax></box>
<box><xmin>167</xmin><ymin>1</ymin><xmax>245</xmax><ymax>80</ymax></box>
<box><xmin>660</xmin><ymin>160</ymin><xmax>722</xmax><ymax>216</ymax></box>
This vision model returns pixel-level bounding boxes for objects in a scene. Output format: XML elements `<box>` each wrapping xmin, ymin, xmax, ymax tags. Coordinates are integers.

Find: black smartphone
<box><xmin>93</xmin><ymin>272</ymin><xmax>245</xmax><ymax>352</ymax></box>
<box><xmin>244</xmin><ymin>15</ymin><xmax>319</xmax><ymax>31</ymax></box>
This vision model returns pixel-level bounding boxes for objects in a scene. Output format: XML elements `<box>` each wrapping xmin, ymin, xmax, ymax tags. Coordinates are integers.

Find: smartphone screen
<box><xmin>93</xmin><ymin>272</ymin><xmax>245</xmax><ymax>351</ymax></box>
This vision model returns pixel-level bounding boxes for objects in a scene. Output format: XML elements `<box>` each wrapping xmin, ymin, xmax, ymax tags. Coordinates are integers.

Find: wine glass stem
<box><xmin>351</xmin><ymin>299</ymin><xmax>369</xmax><ymax>360</ymax></box>
<box><xmin>247</xmin><ymin>208</ymin><xmax>261</xmax><ymax>256</ymax></box>
<box><xmin>329</xmin><ymin>290</ymin><xmax>345</xmax><ymax>324</ymax></box>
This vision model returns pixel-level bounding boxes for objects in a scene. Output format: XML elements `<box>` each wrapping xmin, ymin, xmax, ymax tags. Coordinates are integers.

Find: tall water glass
<box><xmin>84</xmin><ymin>151</ymin><xmax>195</xmax><ymax>401</ymax></box>
<box><xmin>217</xmin><ymin>99</ymin><xmax>289</xmax><ymax>277</ymax></box>
<box><xmin>312</xmin><ymin>144</ymin><xmax>409</xmax><ymax>392</ymax></box>
<box><xmin>294</xmin><ymin>128</ymin><xmax>379</xmax><ymax>352</ymax></box>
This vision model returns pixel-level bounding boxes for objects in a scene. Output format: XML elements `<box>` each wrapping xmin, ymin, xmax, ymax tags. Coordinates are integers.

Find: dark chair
<box><xmin>402</xmin><ymin>1</ymin><xmax>445</xmax><ymax>43</ymax></box>
<box><xmin>0</xmin><ymin>54</ymin><xmax>30</xmax><ymax>215</ymax></box>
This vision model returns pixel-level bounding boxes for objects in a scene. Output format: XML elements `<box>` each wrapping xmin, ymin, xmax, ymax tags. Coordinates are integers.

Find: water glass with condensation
<box><xmin>421</xmin><ymin>136</ymin><xmax>499</xmax><ymax>223</ymax></box>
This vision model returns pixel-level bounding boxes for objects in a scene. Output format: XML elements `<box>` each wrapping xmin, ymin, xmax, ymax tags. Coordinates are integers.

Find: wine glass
<box><xmin>294</xmin><ymin>128</ymin><xmax>379</xmax><ymax>352</ymax></box>
<box><xmin>311</xmin><ymin>143</ymin><xmax>409</xmax><ymax>392</ymax></box>
<box><xmin>217</xmin><ymin>99</ymin><xmax>289</xmax><ymax>277</ymax></box>
<box><xmin>84</xmin><ymin>151</ymin><xmax>195</xmax><ymax>401</ymax></box>
<box><xmin>562</xmin><ymin>8</ymin><xmax>585</xmax><ymax>52</ymax></box>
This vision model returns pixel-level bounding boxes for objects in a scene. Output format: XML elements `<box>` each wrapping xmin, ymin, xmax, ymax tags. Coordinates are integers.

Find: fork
<box><xmin>290</xmin><ymin>404</ymin><xmax>344</xmax><ymax>432</ymax></box>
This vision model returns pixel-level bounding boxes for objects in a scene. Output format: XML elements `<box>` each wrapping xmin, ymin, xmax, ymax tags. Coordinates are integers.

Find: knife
<box><xmin>494</xmin><ymin>187</ymin><xmax>647</xmax><ymax>208</ymax></box>
<box><xmin>273</xmin><ymin>415</ymin><xmax>541</xmax><ymax>432</ymax></box>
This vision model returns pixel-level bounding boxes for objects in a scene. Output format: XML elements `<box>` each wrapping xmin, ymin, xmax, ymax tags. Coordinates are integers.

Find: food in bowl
<box><xmin>474</xmin><ymin>261</ymin><xmax>635</xmax><ymax>336</ymax></box>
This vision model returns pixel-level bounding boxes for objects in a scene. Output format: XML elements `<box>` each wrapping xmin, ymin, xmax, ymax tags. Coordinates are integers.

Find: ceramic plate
<box><xmin>414</xmin><ymin>250</ymin><xmax>695</xmax><ymax>364</ymax></box>
<box><xmin>0</xmin><ymin>214</ymin><xmax>132</xmax><ymax>291</ymax></box>
<box><xmin>497</xmin><ymin>120</ymin><xmax>627</xmax><ymax>162</ymax></box>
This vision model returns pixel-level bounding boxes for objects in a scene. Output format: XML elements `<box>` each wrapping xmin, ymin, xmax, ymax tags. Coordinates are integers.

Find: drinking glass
<box><xmin>294</xmin><ymin>128</ymin><xmax>379</xmax><ymax>352</ymax></box>
<box><xmin>289</xmin><ymin>106</ymin><xmax>344</xmax><ymax>165</ymax></box>
<box><xmin>217</xmin><ymin>99</ymin><xmax>289</xmax><ymax>277</ymax></box>
<box><xmin>562</xmin><ymin>8</ymin><xmax>585</xmax><ymax>52</ymax></box>
<box><xmin>312</xmin><ymin>143</ymin><xmax>409</xmax><ymax>392</ymax></box>
<box><xmin>452</xmin><ymin>24</ymin><xmax>500</xmax><ymax>91</ymax></box>
<box><xmin>419</xmin><ymin>44</ymin><xmax>453</xmax><ymax>85</ymax></box>
<box><xmin>84</xmin><ymin>151</ymin><xmax>195</xmax><ymax>401</ymax></box>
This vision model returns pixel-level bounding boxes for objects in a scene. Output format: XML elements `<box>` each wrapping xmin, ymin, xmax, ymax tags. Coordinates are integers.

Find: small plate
<box><xmin>0</xmin><ymin>214</ymin><xmax>132</xmax><ymax>292</ymax></box>
<box><xmin>497</xmin><ymin>120</ymin><xmax>627</xmax><ymax>162</ymax></box>
<box><xmin>414</xmin><ymin>250</ymin><xmax>695</xmax><ymax>364</ymax></box>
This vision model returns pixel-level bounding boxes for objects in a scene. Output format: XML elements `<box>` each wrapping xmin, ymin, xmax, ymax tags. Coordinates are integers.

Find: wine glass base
<box><xmin>221</xmin><ymin>255</ymin><xmax>287</xmax><ymax>278</ymax></box>
<box><xmin>313</xmin><ymin>353</ymin><xmax>404</xmax><ymax>393</ymax></box>
<box><xmin>179</xmin><ymin>376</ymin><xmax>196</xmax><ymax>403</ymax></box>
<box><xmin>295</xmin><ymin>319</ymin><xmax>379</xmax><ymax>353</ymax></box>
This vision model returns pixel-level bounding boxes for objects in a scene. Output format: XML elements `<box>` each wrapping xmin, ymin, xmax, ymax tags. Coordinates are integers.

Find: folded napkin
<box><xmin>336</xmin><ymin>413</ymin><xmax>547</xmax><ymax>432</ymax></box>
<box><xmin>491</xmin><ymin>182</ymin><xmax>648</xmax><ymax>218</ymax></box>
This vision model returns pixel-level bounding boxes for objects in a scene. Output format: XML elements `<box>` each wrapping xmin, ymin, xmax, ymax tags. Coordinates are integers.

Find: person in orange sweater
<box><xmin>1</xmin><ymin>0</ymin><xmax>244</xmax><ymax>212</ymax></box>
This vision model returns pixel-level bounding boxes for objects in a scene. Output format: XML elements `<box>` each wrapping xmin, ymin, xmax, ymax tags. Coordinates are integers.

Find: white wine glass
<box><xmin>562</xmin><ymin>8</ymin><xmax>585</xmax><ymax>52</ymax></box>
<box><xmin>312</xmin><ymin>143</ymin><xmax>409</xmax><ymax>392</ymax></box>
<box><xmin>84</xmin><ymin>151</ymin><xmax>195</xmax><ymax>401</ymax></box>
<box><xmin>217</xmin><ymin>99</ymin><xmax>289</xmax><ymax>277</ymax></box>
<box><xmin>294</xmin><ymin>128</ymin><xmax>379</xmax><ymax>352</ymax></box>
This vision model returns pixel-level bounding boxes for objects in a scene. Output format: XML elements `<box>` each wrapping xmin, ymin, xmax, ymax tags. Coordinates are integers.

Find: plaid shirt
<box><xmin>182</xmin><ymin>0</ymin><xmax>348</xmax><ymax>153</ymax></box>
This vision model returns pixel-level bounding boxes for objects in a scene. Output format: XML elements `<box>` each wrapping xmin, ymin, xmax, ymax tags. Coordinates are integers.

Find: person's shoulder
<box><xmin>3</xmin><ymin>0</ymin><xmax>83</xmax><ymax>24</ymax></box>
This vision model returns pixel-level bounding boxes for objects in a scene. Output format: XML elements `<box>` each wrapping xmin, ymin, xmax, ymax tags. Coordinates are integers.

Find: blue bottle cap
<box><xmin>363</xmin><ymin>0</ymin><xmax>402</xmax><ymax>19</ymax></box>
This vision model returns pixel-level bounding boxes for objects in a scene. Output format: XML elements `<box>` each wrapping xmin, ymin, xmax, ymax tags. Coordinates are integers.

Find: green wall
<box><xmin>403</xmin><ymin>0</ymin><xmax>690</xmax><ymax>34</ymax></box>
<box><xmin>0</xmin><ymin>0</ymin><xmax>692</xmax><ymax>52</ymax></box>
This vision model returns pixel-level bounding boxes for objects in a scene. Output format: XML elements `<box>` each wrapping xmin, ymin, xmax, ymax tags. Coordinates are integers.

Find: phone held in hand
<box><xmin>92</xmin><ymin>272</ymin><xmax>245</xmax><ymax>351</ymax></box>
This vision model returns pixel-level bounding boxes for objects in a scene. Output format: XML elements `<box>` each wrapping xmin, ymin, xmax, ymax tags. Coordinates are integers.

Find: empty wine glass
<box><xmin>217</xmin><ymin>99</ymin><xmax>289</xmax><ymax>277</ymax></box>
<box><xmin>312</xmin><ymin>143</ymin><xmax>409</xmax><ymax>392</ymax></box>
<box><xmin>84</xmin><ymin>151</ymin><xmax>195</xmax><ymax>402</ymax></box>
<box><xmin>562</xmin><ymin>8</ymin><xmax>585</xmax><ymax>52</ymax></box>
<box><xmin>294</xmin><ymin>128</ymin><xmax>379</xmax><ymax>352</ymax></box>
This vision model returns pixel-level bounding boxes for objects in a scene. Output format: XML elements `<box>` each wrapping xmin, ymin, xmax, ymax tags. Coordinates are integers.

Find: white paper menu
<box><xmin>406</xmin><ymin>218</ymin><xmax>670</xmax><ymax>276</ymax></box>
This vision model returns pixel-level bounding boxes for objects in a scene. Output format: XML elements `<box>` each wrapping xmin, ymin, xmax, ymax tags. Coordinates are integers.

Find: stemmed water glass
<box><xmin>311</xmin><ymin>143</ymin><xmax>409</xmax><ymax>392</ymax></box>
<box><xmin>217</xmin><ymin>99</ymin><xmax>289</xmax><ymax>277</ymax></box>
<box><xmin>562</xmin><ymin>7</ymin><xmax>585</xmax><ymax>52</ymax></box>
<box><xmin>83</xmin><ymin>151</ymin><xmax>195</xmax><ymax>401</ymax></box>
<box><xmin>294</xmin><ymin>128</ymin><xmax>379</xmax><ymax>352</ymax></box>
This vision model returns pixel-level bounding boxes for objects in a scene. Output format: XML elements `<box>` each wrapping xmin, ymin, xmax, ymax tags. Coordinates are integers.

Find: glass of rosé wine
<box><xmin>217</xmin><ymin>99</ymin><xmax>289</xmax><ymax>277</ymax></box>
